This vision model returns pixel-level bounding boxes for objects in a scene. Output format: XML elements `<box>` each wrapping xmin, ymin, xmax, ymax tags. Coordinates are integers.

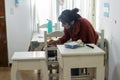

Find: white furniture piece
<box><xmin>97</xmin><ymin>29</ymin><xmax>104</xmax><ymax>50</ymax></box>
<box><xmin>116</xmin><ymin>64</ymin><xmax>120</xmax><ymax>80</ymax></box>
<box><xmin>30</xmin><ymin>33</ymin><xmax>45</xmax><ymax>51</ymax></box>
<box><xmin>44</xmin><ymin>31</ymin><xmax>64</xmax><ymax>79</ymax></box>
<box><xmin>97</xmin><ymin>29</ymin><xmax>109</xmax><ymax>80</ymax></box>
<box><xmin>57</xmin><ymin>44</ymin><xmax>105</xmax><ymax>80</ymax></box>
<box><xmin>44</xmin><ymin>31</ymin><xmax>64</xmax><ymax>61</ymax></box>
<box><xmin>31</xmin><ymin>32</ymin><xmax>45</xmax><ymax>43</ymax></box>
<box><xmin>85</xmin><ymin>29</ymin><xmax>105</xmax><ymax>79</ymax></box>
<box><xmin>11</xmin><ymin>51</ymin><xmax>48</xmax><ymax>80</ymax></box>
<box><xmin>30</xmin><ymin>30</ymin><xmax>63</xmax><ymax>51</ymax></box>
<box><xmin>44</xmin><ymin>30</ymin><xmax>64</xmax><ymax>61</ymax></box>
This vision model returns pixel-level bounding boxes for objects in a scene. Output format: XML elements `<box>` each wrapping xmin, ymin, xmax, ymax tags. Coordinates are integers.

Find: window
<box><xmin>31</xmin><ymin>0</ymin><xmax>96</xmax><ymax>32</ymax></box>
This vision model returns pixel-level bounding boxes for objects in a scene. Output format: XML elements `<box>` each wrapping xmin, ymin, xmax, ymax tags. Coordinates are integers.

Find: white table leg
<box><xmin>11</xmin><ymin>63</ymin><xmax>22</xmax><ymax>80</ymax></box>
<box><xmin>41</xmin><ymin>62</ymin><xmax>49</xmax><ymax>80</ymax></box>
<box><xmin>59</xmin><ymin>67</ymin><xmax>63</xmax><ymax>80</ymax></box>
<box><xmin>63</xmin><ymin>66</ymin><xmax>71</xmax><ymax>80</ymax></box>
<box><xmin>96</xmin><ymin>66</ymin><xmax>105</xmax><ymax>80</ymax></box>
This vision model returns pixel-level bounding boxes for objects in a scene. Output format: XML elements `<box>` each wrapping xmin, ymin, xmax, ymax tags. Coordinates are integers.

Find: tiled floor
<box><xmin>0</xmin><ymin>67</ymin><xmax>41</xmax><ymax>80</ymax></box>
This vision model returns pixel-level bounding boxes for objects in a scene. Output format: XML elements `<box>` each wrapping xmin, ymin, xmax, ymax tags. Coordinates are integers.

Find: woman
<box><xmin>48</xmin><ymin>8</ymin><xmax>98</xmax><ymax>46</ymax></box>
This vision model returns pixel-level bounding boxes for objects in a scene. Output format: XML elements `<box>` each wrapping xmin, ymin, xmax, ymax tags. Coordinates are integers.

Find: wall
<box><xmin>97</xmin><ymin>0</ymin><xmax>120</xmax><ymax>80</ymax></box>
<box><xmin>5</xmin><ymin>0</ymin><xmax>33</xmax><ymax>63</ymax></box>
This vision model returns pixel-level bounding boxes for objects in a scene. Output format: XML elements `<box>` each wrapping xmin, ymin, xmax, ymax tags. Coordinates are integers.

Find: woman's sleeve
<box><xmin>80</xmin><ymin>18</ymin><xmax>98</xmax><ymax>44</ymax></box>
<box><xmin>86</xmin><ymin>24</ymin><xmax>99</xmax><ymax>44</ymax></box>
<box><xmin>57</xmin><ymin>29</ymin><xmax>70</xmax><ymax>44</ymax></box>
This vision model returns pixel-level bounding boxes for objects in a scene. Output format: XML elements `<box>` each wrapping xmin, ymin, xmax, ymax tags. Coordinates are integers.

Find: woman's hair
<box><xmin>58</xmin><ymin>8</ymin><xmax>81</xmax><ymax>24</ymax></box>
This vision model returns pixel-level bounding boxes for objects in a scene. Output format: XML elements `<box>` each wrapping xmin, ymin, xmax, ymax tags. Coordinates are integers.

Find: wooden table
<box><xmin>57</xmin><ymin>44</ymin><xmax>105</xmax><ymax>80</ymax></box>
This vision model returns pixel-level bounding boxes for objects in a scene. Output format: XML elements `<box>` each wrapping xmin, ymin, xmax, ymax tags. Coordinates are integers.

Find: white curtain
<box><xmin>36</xmin><ymin>0</ymin><xmax>57</xmax><ymax>25</ymax></box>
<box><xmin>30</xmin><ymin>0</ymin><xmax>57</xmax><ymax>32</ymax></box>
<box><xmin>31</xmin><ymin>0</ymin><xmax>92</xmax><ymax>32</ymax></box>
<box><xmin>58</xmin><ymin>0</ymin><xmax>91</xmax><ymax>30</ymax></box>
<box><xmin>58</xmin><ymin>0</ymin><xmax>91</xmax><ymax>18</ymax></box>
<box><xmin>30</xmin><ymin>0</ymin><xmax>37</xmax><ymax>32</ymax></box>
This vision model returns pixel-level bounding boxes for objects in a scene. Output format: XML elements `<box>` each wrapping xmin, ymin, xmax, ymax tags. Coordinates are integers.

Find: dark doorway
<box><xmin>0</xmin><ymin>0</ymin><xmax>8</xmax><ymax>67</ymax></box>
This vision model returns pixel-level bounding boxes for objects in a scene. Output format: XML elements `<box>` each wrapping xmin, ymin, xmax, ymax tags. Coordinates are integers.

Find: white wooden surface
<box><xmin>31</xmin><ymin>29</ymin><xmax>64</xmax><ymax>43</ymax></box>
<box><xmin>57</xmin><ymin>44</ymin><xmax>105</xmax><ymax>80</ymax></box>
<box><xmin>97</xmin><ymin>29</ymin><xmax>104</xmax><ymax>50</ymax></box>
<box><xmin>44</xmin><ymin>31</ymin><xmax>63</xmax><ymax>80</ymax></box>
<box><xmin>11</xmin><ymin>51</ymin><xmax>48</xmax><ymax>80</ymax></box>
<box><xmin>31</xmin><ymin>33</ymin><xmax>45</xmax><ymax>43</ymax></box>
<box><xmin>44</xmin><ymin>31</ymin><xmax>64</xmax><ymax>52</ymax></box>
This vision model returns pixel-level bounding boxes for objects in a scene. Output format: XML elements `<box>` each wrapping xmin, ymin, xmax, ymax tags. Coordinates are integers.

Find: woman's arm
<box><xmin>58</xmin><ymin>29</ymin><xmax>70</xmax><ymax>44</ymax></box>
<box><xmin>48</xmin><ymin>29</ymin><xmax>70</xmax><ymax>45</ymax></box>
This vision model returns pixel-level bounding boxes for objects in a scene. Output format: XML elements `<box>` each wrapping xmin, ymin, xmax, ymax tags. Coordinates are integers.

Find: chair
<box><xmin>97</xmin><ymin>29</ymin><xmax>109</xmax><ymax>80</ymax></box>
<box><xmin>87</xmin><ymin>29</ymin><xmax>109</xmax><ymax>80</ymax></box>
<box><xmin>87</xmin><ymin>29</ymin><xmax>105</xmax><ymax>79</ymax></box>
<box><xmin>44</xmin><ymin>31</ymin><xmax>64</xmax><ymax>80</ymax></box>
<box><xmin>11</xmin><ymin>51</ymin><xmax>48</xmax><ymax>80</ymax></box>
<box><xmin>97</xmin><ymin>29</ymin><xmax>105</xmax><ymax>50</ymax></box>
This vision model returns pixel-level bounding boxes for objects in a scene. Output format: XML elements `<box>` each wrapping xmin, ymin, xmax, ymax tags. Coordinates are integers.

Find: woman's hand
<box><xmin>48</xmin><ymin>39</ymin><xmax>57</xmax><ymax>46</ymax></box>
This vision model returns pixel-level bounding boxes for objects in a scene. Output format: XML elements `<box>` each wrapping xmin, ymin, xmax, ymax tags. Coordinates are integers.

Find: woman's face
<box><xmin>62</xmin><ymin>23</ymin><xmax>70</xmax><ymax>29</ymax></box>
<box><xmin>61</xmin><ymin>21</ymin><xmax>74</xmax><ymax>29</ymax></box>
